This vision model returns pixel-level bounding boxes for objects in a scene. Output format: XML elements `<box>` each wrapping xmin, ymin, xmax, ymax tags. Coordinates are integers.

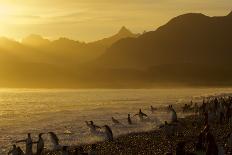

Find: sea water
<box><xmin>1</xmin><ymin>88</ymin><xmax>232</xmax><ymax>153</ymax></box>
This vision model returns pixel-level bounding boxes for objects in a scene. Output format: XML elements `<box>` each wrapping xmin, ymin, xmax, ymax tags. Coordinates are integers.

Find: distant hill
<box><xmin>1</xmin><ymin>12</ymin><xmax>232</xmax><ymax>88</ymax></box>
<box><xmin>18</xmin><ymin>26</ymin><xmax>139</xmax><ymax>65</ymax></box>
<box><xmin>22</xmin><ymin>34</ymin><xmax>51</xmax><ymax>47</ymax></box>
<box><xmin>96</xmin><ymin>12</ymin><xmax>232</xmax><ymax>69</ymax></box>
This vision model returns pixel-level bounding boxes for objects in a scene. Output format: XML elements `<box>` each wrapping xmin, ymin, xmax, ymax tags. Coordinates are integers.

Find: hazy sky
<box><xmin>0</xmin><ymin>0</ymin><xmax>231</xmax><ymax>42</ymax></box>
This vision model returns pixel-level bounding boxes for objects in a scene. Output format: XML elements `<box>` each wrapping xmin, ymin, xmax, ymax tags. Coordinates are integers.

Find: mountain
<box><xmin>96</xmin><ymin>12</ymin><xmax>232</xmax><ymax>69</ymax></box>
<box><xmin>91</xmin><ymin>26</ymin><xmax>140</xmax><ymax>47</ymax></box>
<box><xmin>1</xmin><ymin>12</ymin><xmax>232</xmax><ymax>88</ymax></box>
<box><xmin>18</xmin><ymin>27</ymin><xmax>138</xmax><ymax>65</ymax></box>
<box><xmin>22</xmin><ymin>34</ymin><xmax>51</xmax><ymax>47</ymax></box>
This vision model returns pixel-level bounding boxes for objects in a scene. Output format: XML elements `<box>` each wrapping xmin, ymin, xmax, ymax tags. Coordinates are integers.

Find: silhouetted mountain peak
<box><xmin>169</xmin><ymin>13</ymin><xmax>208</xmax><ymax>24</ymax></box>
<box><xmin>117</xmin><ymin>26</ymin><xmax>133</xmax><ymax>35</ymax></box>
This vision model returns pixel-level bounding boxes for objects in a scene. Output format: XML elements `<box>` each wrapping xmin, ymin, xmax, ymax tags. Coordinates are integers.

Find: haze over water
<box><xmin>0</xmin><ymin>88</ymin><xmax>232</xmax><ymax>153</ymax></box>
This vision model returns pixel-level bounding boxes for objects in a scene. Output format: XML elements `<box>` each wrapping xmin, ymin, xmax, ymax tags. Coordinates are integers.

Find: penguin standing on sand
<box><xmin>61</xmin><ymin>146</ymin><xmax>69</xmax><ymax>155</ymax></box>
<box><xmin>103</xmin><ymin>125</ymin><xmax>113</xmax><ymax>141</ymax></box>
<box><xmin>128</xmin><ymin>114</ymin><xmax>132</xmax><ymax>125</ymax></box>
<box><xmin>226</xmin><ymin>132</ymin><xmax>232</xmax><ymax>147</ymax></box>
<box><xmin>176</xmin><ymin>141</ymin><xmax>186</xmax><ymax>155</ymax></box>
<box><xmin>48</xmin><ymin>132</ymin><xmax>62</xmax><ymax>151</ymax></box>
<box><xmin>205</xmin><ymin>132</ymin><xmax>218</xmax><ymax>155</ymax></box>
<box><xmin>16</xmin><ymin>133</ymin><xmax>33</xmax><ymax>155</ymax></box>
<box><xmin>160</xmin><ymin>121</ymin><xmax>175</xmax><ymax>137</ymax></box>
<box><xmin>34</xmin><ymin>133</ymin><xmax>45</xmax><ymax>155</ymax></box>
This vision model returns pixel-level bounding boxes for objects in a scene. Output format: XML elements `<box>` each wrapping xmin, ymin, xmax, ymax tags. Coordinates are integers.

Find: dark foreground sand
<box><xmin>46</xmin><ymin>115</ymin><xmax>232</xmax><ymax>155</ymax></box>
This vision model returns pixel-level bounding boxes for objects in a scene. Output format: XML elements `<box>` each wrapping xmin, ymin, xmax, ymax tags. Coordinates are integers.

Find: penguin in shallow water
<box><xmin>111</xmin><ymin>117</ymin><xmax>121</xmax><ymax>125</ymax></box>
<box><xmin>35</xmin><ymin>133</ymin><xmax>45</xmax><ymax>155</ymax></box>
<box><xmin>85</xmin><ymin>121</ymin><xmax>101</xmax><ymax>134</ymax></box>
<box><xmin>48</xmin><ymin>132</ymin><xmax>62</xmax><ymax>151</ymax></box>
<box><xmin>102</xmin><ymin>125</ymin><xmax>113</xmax><ymax>141</ymax></box>
<box><xmin>16</xmin><ymin>133</ymin><xmax>33</xmax><ymax>155</ymax></box>
<box><xmin>128</xmin><ymin>114</ymin><xmax>132</xmax><ymax>125</ymax></box>
<box><xmin>134</xmin><ymin>109</ymin><xmax>148</xmax><ymax>121</ymax></box>
<box><xmin>150</xmin><ymin>106</ymin><xmax>157</xmax><ymax>113</ymax></box>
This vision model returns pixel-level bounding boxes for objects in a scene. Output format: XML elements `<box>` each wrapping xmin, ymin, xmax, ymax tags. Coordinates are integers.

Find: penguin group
<box><xmin>8</xmin><ymin>133</ymin><xmax>44</xmax><ymax>155</ymax></box>
<box><xmin>8</xmin><ymin>95</ymin><xmax>232</xmax><ymax>155</ymax></box>
<box><xmin>170</xmin><ymin>95</ymin><xmax>232</xmax><ymax>155</ymax></box>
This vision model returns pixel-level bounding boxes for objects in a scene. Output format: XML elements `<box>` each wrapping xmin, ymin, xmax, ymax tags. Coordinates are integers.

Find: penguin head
<box><xmin>39</xmin><ymin>133</ymin><xmax>44</xmax><ymax>137</ymax></box>
<box><xmin>28</xmin><ymin>133</ymin><xmax>31</xmax><ymax>137</ymax></box>
<box><xmin>13</xmin><ymin>144</ymin><xmax>16</xmax><ymax>149</ymax></box>
<box><xmin>164</xmin><ymin>121</ymin><xmax>168</xmax><ymax>125</ymax></box>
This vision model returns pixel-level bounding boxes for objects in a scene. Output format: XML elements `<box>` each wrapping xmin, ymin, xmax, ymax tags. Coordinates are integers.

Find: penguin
<box><xmin>150</xmin><ymin>106</ymin><xmax>157</xmax><ymax>113</ymax></box>
<box><xmin>85</xmin><ymin>121</ymin><xmax>101</xmax><ymax>134</ymax></box>
<box><xmin>168</xmin><ymin>106</ymin><xmax>177</xmax><ymax>123</ymax></box>
<box><xmin>35</xmin><ymin>133</ymin><xmax>45</xmax><ymax>155</ymax></box>
<box><xmin>226</xmin><ymin>133</ymin><xmax>232</xmax><ymax>147</ymax></box>
<box><xmin>17</xmin><ymin>147</ymin><xmax>24</xmax><ymax>155</ymax></box>
<box><xmin>127</xmin><ymin>114</ymin><xmax>132</xmax><ymax>125</ymax></box>
<box><xmin>111</xmin><ymin>117</ymin><xmax>121</xmax><ymax>125</ymax></box>
<box><xmin>195</xmin><ymin>132</ymin><xmax>205</xmax><ymax>154</ymax></box>
<box><xmin>16</xmin><ymin>133</ymin><xmax>33</xmax><ymax>155</ymax></box>
<box><xmin>205</xmin><ymin>132</ymin><xmax>218</xmax><ymax>155</ymax></box>
<box><xmin>160</xmin><ymin>121</ymin><xmax>175</xmax><ymax>137</ymax></box>
<box><xmin>61</xmin><ymin>146</ymin><xmax>69</xmax><ymax>155</ymax></box>
<box><xmin>102</xmin><ymin>125</ymin><xmax>113</xmax><ymax>141</ymax></box>
<box><xmin>176</xmin><ymin>141</ymin><xmax>186</xmax><ymax>155</ymax></box>
<box><xmin>48</xmin><ymin>132</ymin><xmax>62</xmax><ymax>151</ymax></box>
<box><xmin>8</xmin><ymin>145</ymin><xmax>18</xmax><ymax>155</ymax></box>
<box><xmin>134</xmin><ymin>109</ymin><xmax>148</xmax><ymax>121</ymax></box>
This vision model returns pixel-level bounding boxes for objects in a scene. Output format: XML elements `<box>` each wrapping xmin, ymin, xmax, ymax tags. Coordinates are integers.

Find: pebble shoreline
<box><xmin>45</xmin><ymin>115</ymin><xmax>232</xmax><ymax>155</ymax></box>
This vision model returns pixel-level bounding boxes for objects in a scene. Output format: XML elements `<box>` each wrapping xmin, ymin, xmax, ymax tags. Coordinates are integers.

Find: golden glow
<box><xmin>0</xmin><ymin>0</ymin><xmax>231</xmax><ymax>42</ymax></box>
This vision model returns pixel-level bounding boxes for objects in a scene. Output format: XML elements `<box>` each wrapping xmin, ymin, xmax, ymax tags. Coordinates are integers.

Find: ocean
<box><xmin>1</xmin><ymin>88</ymin><xmax>232</xmax><ymax>153</ymax></box>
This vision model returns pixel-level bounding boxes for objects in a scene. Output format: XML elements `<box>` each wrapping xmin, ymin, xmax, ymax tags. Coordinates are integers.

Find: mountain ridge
<box><xmin>96</xmin><ymin>12</ymin><xmax>232</xmax><ymax>69</ymax></box>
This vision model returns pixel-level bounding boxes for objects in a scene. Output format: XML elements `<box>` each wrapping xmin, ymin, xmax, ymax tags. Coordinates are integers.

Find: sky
<box><xmin>0</xmin><ymin>0</ymin><xmax>231</xmax><ymax>42</ymax></box>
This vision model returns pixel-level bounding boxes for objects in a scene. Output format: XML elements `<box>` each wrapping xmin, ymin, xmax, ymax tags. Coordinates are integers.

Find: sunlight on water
<box><xmin>1</xmin><ymin>88</ymin><xmax>232</xmax><ymax>153</ymax></box>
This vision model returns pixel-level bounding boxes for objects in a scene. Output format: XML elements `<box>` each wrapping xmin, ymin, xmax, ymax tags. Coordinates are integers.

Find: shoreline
<box><xmin>45</xmin><ymin>115</ymin><xmax>232</xmax><ymax>154</ymax></box>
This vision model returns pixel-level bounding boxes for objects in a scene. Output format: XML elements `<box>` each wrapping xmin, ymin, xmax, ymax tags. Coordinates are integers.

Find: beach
<box><xmin>45</xmin><ymin>115</ymin><xmax>232</xmax><ymax>155</ymax></box>
<box><xmin>3</xmin><ymin>89</ymin><xmax>232</xmax><ymax>155</ymax></box>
